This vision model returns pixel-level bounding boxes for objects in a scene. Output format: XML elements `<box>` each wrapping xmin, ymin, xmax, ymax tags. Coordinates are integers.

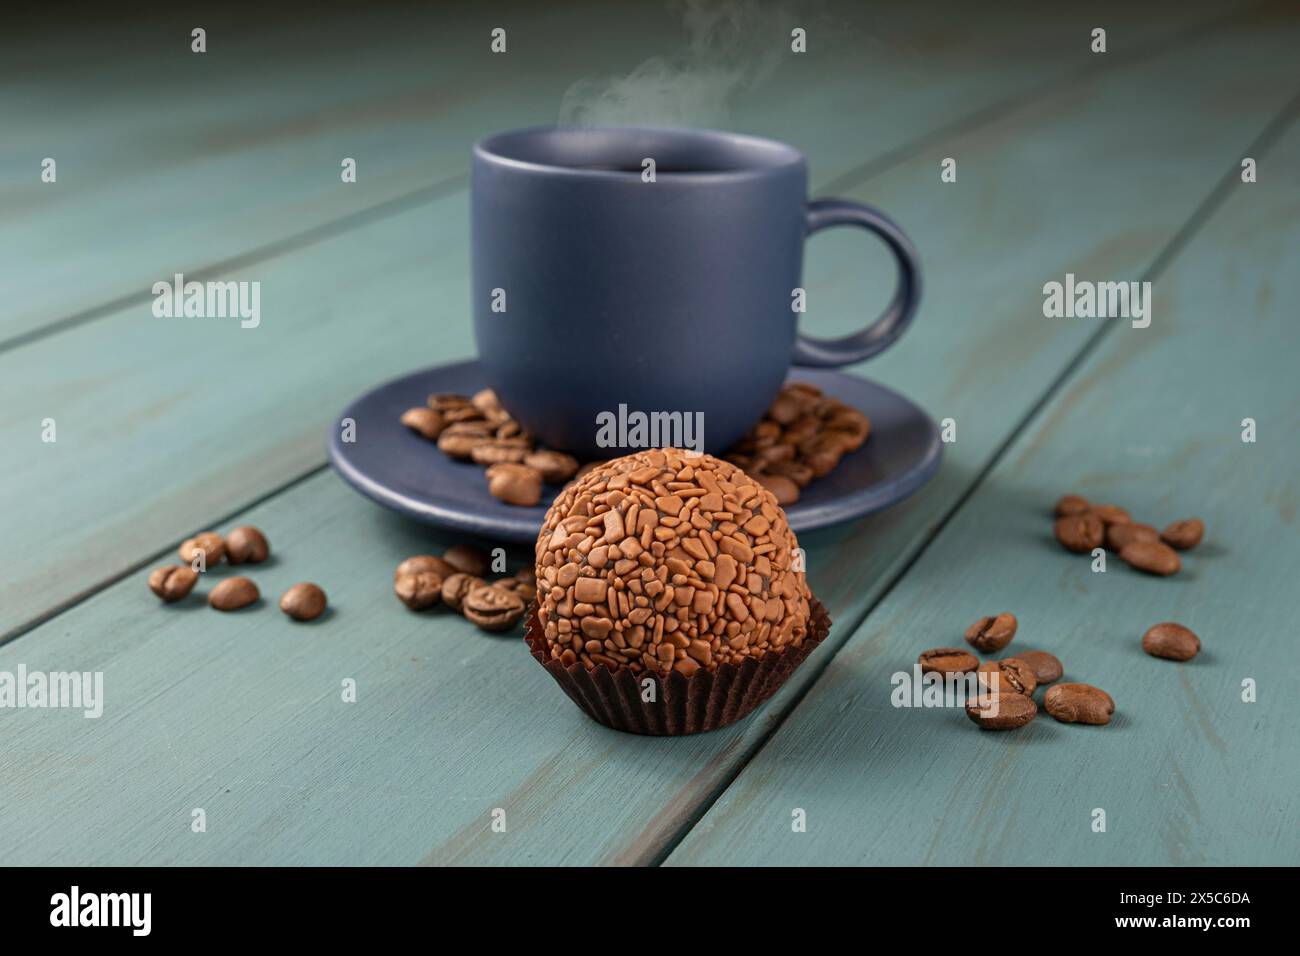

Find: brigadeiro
<box><xmin>524</xmin><ymin>447</ymin><xmax>830</xmax><ymax>735</ymax></box>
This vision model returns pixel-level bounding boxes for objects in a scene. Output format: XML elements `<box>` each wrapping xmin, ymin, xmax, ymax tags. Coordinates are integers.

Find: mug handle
<box><xmin>791</xmin><ymin>198</ymin><xmax>922</xmax><ymax>367</ymax></box>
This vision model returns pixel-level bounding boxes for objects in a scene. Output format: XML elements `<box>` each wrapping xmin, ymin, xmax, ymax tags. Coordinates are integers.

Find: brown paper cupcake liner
<box><xmin>523</xmin><ymin>597</ymin><xmax>832</xmax><ymax>736</ymax></box>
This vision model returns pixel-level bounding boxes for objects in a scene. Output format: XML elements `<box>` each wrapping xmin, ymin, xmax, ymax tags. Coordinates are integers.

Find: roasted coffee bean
<box><xmin>427</xmin><ymin>393</ymin><xmax>474</xmax><ymax>414</ymax></box>
<box><xmin>400</xmin><ymin>407</ymin><xmax>445</xmax><ymax>440</ymax></box>
<box><xmin>225</xmin><ymin>525</ymin><xmax>270</xmax><ymax>564</ymax></box>
<box><xmin>1054</xmin><ymin>494</ymin><xmax>1090</xmax><ymax>516</ymax></box>
<box><xmin>1054</xmin><ymin>512</ymin><xmax>1104</xmax><ymax>553</ymax></box>
<box><xmin>1105</xmin><ymin>521</ymin><xmax>1159</xmax><ymax>552</ymax></box>
<box><xmin>1161</xmin><ymin>518</ymin><xmax>1204</xmax><ymax>550</ymax></box>
<box><xmin>179</xmin><ymin>531</ymin><xmax>225</xmax><ymax>566</ymax></box>
<box><xmin>919</xmin><ymin>647</ymin><xmax>979</xmax><ymax>675</ymax></box>
<box><xmin>471</xmin><ymin>388</ymin><xmax>511</xmax><ymax>424</ymax></box>
<box><xmin>764</xmin><ymin>459</ymin><xmax>815</xmax><ymax>488</ymax></box>
<box><xmin>1043</xmin><ymin>683</ymin><xmax>1114</xmax><ymax>725</ymax></box>
<box><xmin>756</xmin><ymin>473</ymin><xmax>800</xmax><ymax>505</ymax></box>
<box><xmin>394</xmin><ymin>555</ymin><xmax>455</xmax><ymax>580</ymax></box>
<box><xmin>486</xmin><ymin>462</ymin><xmax>543</xmax><ymax>506</ymax></box>
<box><xmin>496</xmin><ymin>576</ymin><xmax>537</xmax><ymax>604</ymax></box>
<box><xmin>395</xmin><ymin>571</ymin><xmax>442</xmax><ymax>610</ymax></box>
<box><xmin>392</xmin><ymin>556</ymin><xmax>454</xmax><ymax>580</ymax></box>
<box><xmin>977</xmin><ymin>657</ymin><xmax>1037</xmax><ymax>696</ymax></box>
<box><xmin>1120</xmin><ymin>539</ymin><xmax>1181</xmax><ymax>576</ymax></box>
<box><xmin>966</xmin><ymin>693</ymin><xmax>1037</xmax><ymax>730</ymax></box>
<box><xmin>280</xmin><ymin>582</ymin><xmax>327</xmax><ymax>621</ymax></box>
<box><xmin>443</xmin><ymin>544</ymin><xmax>490</xmax><ymax>577</ymax></box>
<box><xmin>436</xmin><ymin>421</ymin><xmax>494</xmax><ymax>459</ymax></box>
<box><xmin>441</xmin><ymin>572</ymin><xmax>486</xmax><ymax>610</ymax></box>
<box><xmin>1015</xmin><ymin>650</ymin><xmax>1063</xmax><ymax>684</ymax></box>
<box><xmin>442</xmin><ymin>403</ymin><xmax>486</xmax><ymax>424</ymax></box>
<box><xmin>964</xmin><ymin>612</ymin><xmax>1017</xmax><ymax>653</ymax></box>
<box><xmin>462</xmin><ymin>584</ymin><xmax>526</xmax><ymax>632</ymax></box>
<box><xmin>1142</xmin><ymin>622</ymin><xmax>1200</xmax><ymax>661</ymax></box>
<box><xmin>209</xmin><ymin>576</ymin><xmax>259</xmax><ymax>611</ymax></box>
<box><xmin>1089</xmin><ymin>504</ymin><xmax>1131</xmax><ymax>526</ymax></box>
<box><xmin>471</xmin><ymin>439</ymin><xmax>530</xmax><ymax>466</ymax></box>
<box><xmin>524</xmin><ymin>449</ymin><xmax>579</xmax><ymax>484</ymax></box>
<box><xmin>148</xmin><ymin>565</ymin><xmax>198</xmax><ymax>602</ymax></box>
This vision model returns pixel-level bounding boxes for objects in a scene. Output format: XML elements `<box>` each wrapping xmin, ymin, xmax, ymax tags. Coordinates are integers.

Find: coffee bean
<box><xmin>1054</xmin><ymin>512</ymin><xmax>1104</xmax><ymax>553</ymax></box>
<box><xmin>756</xmin><ymin>473</ymin><xmax>800</xmax><ymax>505</ymax></box>
<box><xmin>443</xmin><ymin>544</ymin><xmax>490</xmax><ymax>577</ymax></box>
<box><xmin>486</xmin><ymin>462</ymin><xmax>543</xmax><ymax>506</ymax></box>
<box><xmin>1043</xmin><ymin>683</ymin><xmax>1114</xmax><ymax>725</ymax></box>
<box><xmin>1160</xmin><ymin>518</ymin><xmax>1204</xmax><ymax>550</ymax></box>
<box><xmin>441</xmin><ymin>572</ymin><xmax>485</xmax><ymax>611</ymax></box>
<box><xmin>1105</xmin><ymin>521</ymin><xmax>1159</xmax><ymax>552</ymax></box>
<box><xmin>918</xmin><ymin>647</ymin><xmax>979</xmax><ymax>675</ymax></box>
<box><xmin>1120</xmin><ymin>539</ymin><xmax>1181</xmax><ymax>575</ymax></box>
<box><xmin>225</xmin><ymin>525</ymin><xmax>270</xmax><ymax>564</ymax></box>
<box><xmin>1089</xmin><ymin>504</ymin><xmax>1131</xmax><ymax>526</ymax></box>
<box><xmin>395</xmin><ymin>571</ymin><xmax>442</xmax><ymax>610</ymax></box>
<box><xmin>1015</xmin><ymin>650</ymin><xmax>1063</xmax><ymax>684</ymax></box>
<box><xmin>977</xmin><ymin>657</ymin><xmax>1037</xmax><ymax>696</ymax></box>
<box><xmin>524</xmin><ymin>449</ymin><xmax>579</xmax><ymax>484</ymax></box>
<box><xmin>427</xmin><ymin>393</ymin><xmax>475</xmax><ymax>415</ymax></box>
<box><xmin>1054</xmin><ymin>494</ymin><xmax>1090</xmax><ymax>516</ymax></box>
<box><xmin>462</xmin><ymin>584</ymin><xmax>526</xmax><ymax>632</ymax></box>
<box><xmin>764</xmin><ymin>459</ymin><xmax>815</xmax><ymax>488</ymax></box>
<box><xmin>436</xmin><ymin>421</ymin><xmax>494</xmax><ymax>459</ymax></box>
<box><xmin>471</xmin><ymin>439</ymin><xmax>531</xmax><ymax>466</ymax></box>
<box><xmin>400</xmin><ymin>407</ymin><xmax>445</xmax><ymax>440</ymax></box>
<box><xmin>148</xmin><ymin>565</ymin><xmax>198</xmax><ymax>602</ymax></box>
<box><xmin>496</xmin><ymin>576</ymin><xmax>537</xmax><ymax>604</ymax></box>
<box><xmin>209</xmin><ymin>576</ymin><xmax>259</xmax><ymax>611</ymax></box>
<box><xmin>1142</xmin><ymin>622</ymin><xmax>1200</xmax><ymax>661</ymax></box>
<box><xmin>395</xmin><ymin>555</ymin><xmax>455</xmax><ymax>580</ymax></box>
<box><xmin>964</xmin><ymin>612</ymin><xmax>1017</xmax><ymax>653</ymax></box>
<box><xmin>468</xmin><ymin>387</ymin><xmax>505</xmax><ymax>420</ymax></box>
<box><xmin>280</xmin><ymin>582</ymin><xmax>327</xmax><ymax>621</ymax></box>
<box><xmin>966</xmin><ymin>693</ymin><xmax>1037</xmax><ymax>730</ymax></box>
<box><xmin>179</xmin><ymin>531</ymin><xmax>224</xmax><ymax>567</ymax></box>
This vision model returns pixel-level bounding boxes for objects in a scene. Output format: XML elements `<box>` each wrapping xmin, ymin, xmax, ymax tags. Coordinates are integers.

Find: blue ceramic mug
<box><xmin>472</xmin><ymin>126</ymin><xmax>921</xmax><ymax>460</ymax></box>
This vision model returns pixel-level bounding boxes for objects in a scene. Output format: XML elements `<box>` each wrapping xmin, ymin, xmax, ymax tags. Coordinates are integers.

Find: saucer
<box><xmin>328</xmin><ymin>359</ymin><xmax>942</xmax><ymax>543</ymax></box>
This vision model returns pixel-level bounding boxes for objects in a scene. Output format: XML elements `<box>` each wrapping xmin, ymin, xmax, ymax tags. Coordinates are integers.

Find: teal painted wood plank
<box><xmin>665</xmin><ymin>112</ymin><xmax>1300</xmax><ymax>869</ymax></box>
<box><xmin>0</xmin><ymin>0</ymin><xmax>1261</xmax><ymax>344</ymax></box>
<box><xmin>3</xmin><ymin>11</ymin><xmax>1296</xmax><ymax>644</ymax></box>
<box><xmin>2</xmin><ymin>20</ymin><xmax>1297</xmax><ymax>864</ymax></box>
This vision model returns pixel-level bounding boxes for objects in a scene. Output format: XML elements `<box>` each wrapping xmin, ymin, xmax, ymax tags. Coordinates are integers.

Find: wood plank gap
<box><xmin>647</xmin><ymin>82</ymin><xmax>1300</xmax><ymax>867</ymax></box>
<box><xmin>816</xmin><ymin>0</ymin><xmax>1276</xmax><ymax>196</ymax></box>
<box><xmin>0</xmin><ymin>464</ymin><xmax>329</xmax><ymax>649</ymax></box>
<box><xmin>0</xmin><ymin>173</ymin><xmax>469</xmax><ymax>357</ymax></box>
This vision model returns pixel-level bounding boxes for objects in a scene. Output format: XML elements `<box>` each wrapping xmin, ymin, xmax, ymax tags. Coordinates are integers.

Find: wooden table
<box><xmin>3</xmin><ymin>0</ymin><xmax>1297</xmax><ymax>865</ymax></box>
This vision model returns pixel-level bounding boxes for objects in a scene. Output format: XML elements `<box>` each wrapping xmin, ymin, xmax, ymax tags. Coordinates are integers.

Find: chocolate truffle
<box><xmin>535</xmin><ymin>447</ymin><xmax>814</xmax><ymax>678</ymax></box>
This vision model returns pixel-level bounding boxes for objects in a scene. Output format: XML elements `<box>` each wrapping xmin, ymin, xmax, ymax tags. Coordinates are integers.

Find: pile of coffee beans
<box><xmin>393</xmin><ymin>543</ymin><xmax>532</xmax><ymax>634</ymax></box>
<box><xmin>1052</xmin><ymin>494</ymin><xmax>1204</xmax><ymax>576</ymax></box>
<box><xmin>148</xmin><ymin>525</ymin><xmax>328</xmax><ymax>622</ymax></box>
<box><xmin>724</xmin><ymin>382</ymin><xmax>872</xmax><ymax>506</ymax></box>
<box><xmin>918</xmin><ymin>612</ymin><xmax>1114</xmax><ymax>731</ymax></box>
<box><xmin>400</xmin><ymin>382</ymin><xmax>872</xmax><ymax>509</ymax></box>
<box><xmin>919</xmin><ymin>604</ymin><xmax>1204</xmax><ymax>731</ymax></box>
<box><xmin>400</xmin><ymin>389</ymin><xmax>579</xmax><ymax>507</ymax></box>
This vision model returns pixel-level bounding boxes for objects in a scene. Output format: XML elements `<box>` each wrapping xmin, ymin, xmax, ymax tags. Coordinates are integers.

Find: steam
<box><xmin>559</xmin><ymin>0</ymin><xmax>799</xmax><ymax>128</ymax></box>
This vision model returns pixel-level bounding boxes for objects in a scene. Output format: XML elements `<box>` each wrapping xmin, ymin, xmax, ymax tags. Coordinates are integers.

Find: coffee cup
<box><xmin>472</xmin><ymin>126</ymin><xmax>921</xmax><ymax>459</ymax></box>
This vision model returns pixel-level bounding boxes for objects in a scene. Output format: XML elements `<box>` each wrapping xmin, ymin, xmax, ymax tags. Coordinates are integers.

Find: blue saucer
<box><xmin>328</xmin><ymin>359</ymin><xmax>942</xmax><ymax>542</ymax></box>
